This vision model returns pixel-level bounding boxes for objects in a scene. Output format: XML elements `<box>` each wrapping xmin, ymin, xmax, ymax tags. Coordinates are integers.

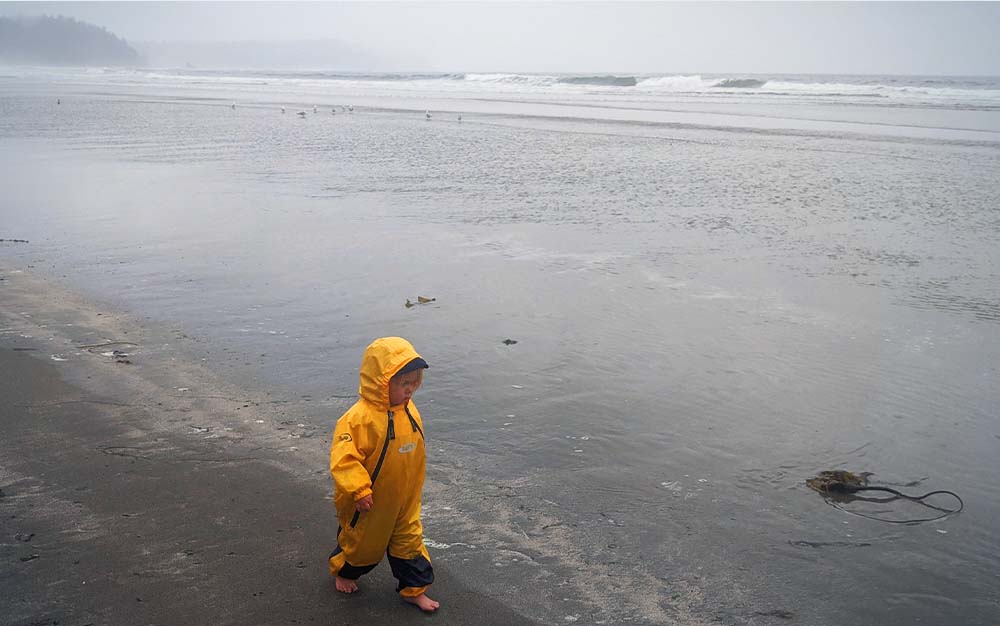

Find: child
<box><xmin>328</xmin><ymin>337</ymin><xmax>439</xmax><ymax>612</ymax></box>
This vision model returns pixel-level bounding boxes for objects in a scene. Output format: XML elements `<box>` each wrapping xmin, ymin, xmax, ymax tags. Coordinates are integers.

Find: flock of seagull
<box><xmin>57</xmin><ymin>98</ymin><xmax>461</xmax><ymax>122</ymax></box>
<box><xmin>230</xmin><ymin>101</ymin><xmax>461</xmax><ymax>122</ymax></box>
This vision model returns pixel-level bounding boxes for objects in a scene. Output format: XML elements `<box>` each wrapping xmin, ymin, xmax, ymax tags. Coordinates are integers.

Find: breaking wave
<box><xmin>465</xmin><ymin>73</ymin><xmax>638</xmax><ymax>87</ymax></box>
<box><xmin>713</xmin><ymin>78</ymin><xmax>767</xmax><ymax>89</ymax></box>
<box><xmin>557</xmin><ymin>75</ymin><xmax>639</xmax><ymax>87</ymax></box>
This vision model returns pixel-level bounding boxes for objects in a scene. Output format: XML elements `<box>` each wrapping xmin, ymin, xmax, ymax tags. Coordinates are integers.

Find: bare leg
<box><xmin>403</xmin><ymin>593</ymin><xmax>440</xmax><ymax>612</ymax></box>
<box><xmin>335</xmin><ymin>576</ymin><xmax>358</xmax><ymax>594</ymax></box>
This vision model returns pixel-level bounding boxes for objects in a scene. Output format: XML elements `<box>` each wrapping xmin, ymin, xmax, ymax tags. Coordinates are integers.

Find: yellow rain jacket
<box><xmin>328</xmin><ymin>337</ymin><xmax>433</xmax><ymax>597</ymax></box>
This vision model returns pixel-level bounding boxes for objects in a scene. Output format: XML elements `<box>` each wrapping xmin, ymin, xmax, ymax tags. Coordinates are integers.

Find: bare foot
<box><xmin>335</xmin><ymin>576</ymin><xmax>358</xmax><ymax>594</ymax></box>
<box><xmin>403</xmin><ymin>593</ymin><xmax>440</xmax><ymax>612</ymax></box>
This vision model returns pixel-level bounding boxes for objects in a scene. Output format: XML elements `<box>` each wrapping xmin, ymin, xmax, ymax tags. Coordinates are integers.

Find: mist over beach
<box><xmin>2</xmin><ymin>3</ymin><xmax>1000</xmax><ymax>626</ymax></box>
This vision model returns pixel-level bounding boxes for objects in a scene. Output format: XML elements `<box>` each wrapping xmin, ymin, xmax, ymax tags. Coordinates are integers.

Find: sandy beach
<box><xmin>0</xmin><ymin>265</ymin><xmax>537</xmax><ymax>626</ymax></box>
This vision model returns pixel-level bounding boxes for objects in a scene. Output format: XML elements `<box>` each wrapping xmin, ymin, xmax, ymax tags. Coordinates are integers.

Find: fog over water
<box><xmin>1</xmin><ymin>1</ymin><xmax>1000</xmax><ymax>74</ymax></box>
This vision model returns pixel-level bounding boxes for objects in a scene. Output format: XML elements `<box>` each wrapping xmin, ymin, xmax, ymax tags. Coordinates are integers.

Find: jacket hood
<box><xmin>358</xmin><ymin>336</ymin><xmax>424</xmax><ymax>410</ymax></box>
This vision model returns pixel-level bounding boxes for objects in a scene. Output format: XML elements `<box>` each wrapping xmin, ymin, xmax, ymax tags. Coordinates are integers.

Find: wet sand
<box><xmin>5</xmin><ymin>81</ymin><xmax>998</xmax><ymax>624</ymax></box>
<box><xmin>0</xmin><ymin>266</ymin><xmax>537</xmax><ymax>626</ymax></box>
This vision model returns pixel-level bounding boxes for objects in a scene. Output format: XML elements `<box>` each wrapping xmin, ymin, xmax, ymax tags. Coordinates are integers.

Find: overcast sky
<box><xmin>2</xmin><ymin>1</ymin><xmax>999</xmax><ymax>75</ymax></box>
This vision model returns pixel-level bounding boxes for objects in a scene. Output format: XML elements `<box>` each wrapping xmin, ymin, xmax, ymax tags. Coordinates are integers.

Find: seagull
<box><xmin>281</xmin><ymin>106</ymin><xmax>286</xmax><ymax>114</ymax></box>
<box><xmin>425</xmin><ymin>110</ymin><xmax>432</xmax><ymax>120</ymax></box>
<box><xmin>331</xmin><ymin>108</ymin><xmax>336</xmax><ymax>115</ymax></box>
<box><xmin>231</xmin><ymin>102</ymin><xmax>236</xmax><ymax>109</ymax></box>
<box><xmin>457</xmin><ymin>115</ymin><xmax>462</xmax><ymax>122</ymax></box>
<box><xmin>348</xmin><ymin>105</ymin><xmax>354</xmax><ymax>113</ymax></box>
<box><xmin>57</xmin><ymin>98</ymin><xmax>61</xmax><ymax>105</ymax></box>
<box><xmin>313</xmin><ymin>105</ymin><xmax>318</xmax><ymax>114</ymax></box>
<box><xmin>297</xmin><ymin>111</ymin><xmax>307</xmax><ymax>117</ymax></box>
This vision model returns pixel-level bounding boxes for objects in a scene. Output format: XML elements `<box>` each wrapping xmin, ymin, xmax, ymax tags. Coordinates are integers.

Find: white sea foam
<box><xmin>636</xmin><ymin>74</ymin><xmax>716</xmax><ymax>91</ymax></box>
<box><xmin>465</xmin><ymin>72</ymin><xmax>554</xmax><ymax>85</ymax></box>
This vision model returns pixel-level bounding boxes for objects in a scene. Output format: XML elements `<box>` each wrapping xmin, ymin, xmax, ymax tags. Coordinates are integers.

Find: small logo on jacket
<box><xmin>398</xmin><ymin>442</ymin><xmax>416</xmax><ymax>454</ymax></box>
<box><xmin>338</xmin><ymin>433</ymin><xmax>353</xmax><ymax>443</ymax></box>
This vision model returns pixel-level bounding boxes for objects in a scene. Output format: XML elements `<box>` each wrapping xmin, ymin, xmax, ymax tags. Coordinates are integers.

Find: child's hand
<box><xmin>355</xmin><ymin>494</ymin><xmax>373</xmax><ymax>512</ymax></box>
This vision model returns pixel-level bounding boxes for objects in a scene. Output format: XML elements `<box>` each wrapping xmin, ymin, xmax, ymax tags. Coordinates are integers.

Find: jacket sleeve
<box><xmin>330</xmin><ymin>416</ymin><xmax>373</xmax><ymax>502</ymax></box>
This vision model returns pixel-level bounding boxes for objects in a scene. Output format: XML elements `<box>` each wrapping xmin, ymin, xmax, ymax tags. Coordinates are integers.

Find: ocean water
<box><xmin>2</xmin><ymin>68</ymin><xmax>999</xmax><ymax>625</ymax></box>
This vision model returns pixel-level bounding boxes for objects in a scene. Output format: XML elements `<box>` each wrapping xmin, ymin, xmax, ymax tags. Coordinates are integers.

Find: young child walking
<box><xmin>328</xmin><ymin>336</ymin><xmax>439</xmax><ymax>612</ymax></box>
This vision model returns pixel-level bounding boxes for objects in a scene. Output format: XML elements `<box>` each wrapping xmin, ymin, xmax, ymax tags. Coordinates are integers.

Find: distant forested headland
<box><xmin>0</xmin><ymin>15</ymin><xmax>142</xmax><ymax>66</ymax></box>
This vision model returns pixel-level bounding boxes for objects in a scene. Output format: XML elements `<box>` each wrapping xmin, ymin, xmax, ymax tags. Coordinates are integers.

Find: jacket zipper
<box><xmin>349</xmin><ymin>410</ymin><xmax>395</xmax><ymax>528</ymax></box>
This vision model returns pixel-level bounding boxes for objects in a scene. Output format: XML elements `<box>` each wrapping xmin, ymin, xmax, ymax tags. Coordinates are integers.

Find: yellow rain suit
<box><xmin>328</xmin><ymin>337</ymin><xmax>433</xmax><ymax>597</ymax></box>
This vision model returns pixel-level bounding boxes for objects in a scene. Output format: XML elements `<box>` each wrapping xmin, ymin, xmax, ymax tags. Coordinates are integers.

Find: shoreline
<box><xmin>0</xmin><ymin>265</ymin><xmax>536</xmax><ymax>625</ymax></box>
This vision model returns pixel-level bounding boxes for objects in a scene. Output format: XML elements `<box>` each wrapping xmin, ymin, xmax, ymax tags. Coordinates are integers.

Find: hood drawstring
<box><xmin>404</xmin><ymin>404</ymin><xmax>423</xmax><ymax>438</ymax></box>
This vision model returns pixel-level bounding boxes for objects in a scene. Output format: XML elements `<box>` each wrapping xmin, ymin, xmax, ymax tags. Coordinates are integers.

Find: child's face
<box><xmin>388</xmin><ymin>369</ymin><xmax>423</xmax><ymax>406</ymax></box>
